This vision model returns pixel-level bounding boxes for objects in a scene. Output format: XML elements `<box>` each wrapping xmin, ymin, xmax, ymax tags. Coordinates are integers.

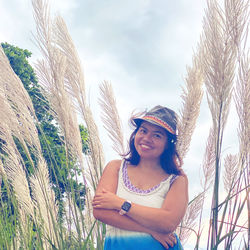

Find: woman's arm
<box><xmin>126</xmin><ymin>175</ymin><xmax>188</xmax><ymax>233</ymax></box>
<box><xmin>93</xmin><ymin>160</ymin><xmax>155</xmax><ymax>232</ymax></box>
<box><xmin>93</xmin><ymin>173</ymin><xmax>188</xmax><ymax>234</ymax></box>
<box><xmin>92</xmin><ymin>160</ymin><xmax>177</xmax><ymax>248</ymax></box>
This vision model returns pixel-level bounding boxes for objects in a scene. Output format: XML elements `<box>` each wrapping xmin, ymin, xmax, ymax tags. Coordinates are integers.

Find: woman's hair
<box><xmin>123</xmin><ymin>120</ymin><xmax>182</xmax><ymax>175</ymax></box>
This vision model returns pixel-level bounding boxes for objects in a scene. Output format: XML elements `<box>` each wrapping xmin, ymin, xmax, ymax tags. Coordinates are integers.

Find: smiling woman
<box><xmin>92</xmin><ymin>105</ymin><xmax>188</xmax><ymax>250</ymax></box>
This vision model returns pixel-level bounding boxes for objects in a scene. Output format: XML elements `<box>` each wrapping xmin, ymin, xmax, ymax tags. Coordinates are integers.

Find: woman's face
<box><xmin>134</xmin><ymin>121</ymin><xmax>168</xmax><ymax>160</ymax></box>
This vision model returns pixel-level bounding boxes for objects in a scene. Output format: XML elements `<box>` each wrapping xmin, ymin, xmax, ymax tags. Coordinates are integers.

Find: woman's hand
<box><xmin>150</xmin><ymin>231</ymin><xmax>177</xmax><ymax>249</ymax></box>
<box><xmin>92</xmin><ymin>188</ymin><xmax>124</xmax><ymax>210</ymax></box>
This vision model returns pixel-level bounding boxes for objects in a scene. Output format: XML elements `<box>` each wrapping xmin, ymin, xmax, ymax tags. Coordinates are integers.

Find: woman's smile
<box><xmin>139</xmin><ymin>143</ymin><xmax>153</xmax><ymax>150</ymax></box>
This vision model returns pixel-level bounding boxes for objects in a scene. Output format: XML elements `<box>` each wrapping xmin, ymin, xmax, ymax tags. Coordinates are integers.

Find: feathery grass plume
<box><xmin>201</xmin><ymin>128</ymin><xmax>216</xmax><ymax>191</ymax></box>
<box><xmin>30</xmin><ymin>158</ymin><xmax>58</xmax><ymax>248</ymax></box>
<box><xmin>36</xmin><ymin>47</ymin><xmax>83</xmax><ymax>164</ymax></box>
<box><xmin>224</xmin><ymin>0</ymin><xmax>250</xmax><ymax>50</ymax></box>
<box><xmin>0</xmin><ymin>46</ymin><xmax>41</xmax><ymax>153</ymax></box>
<box><xmin>35</xmin><ymin>14</ymin><xmax>84</xmax><ymax>167</ymax></box>
<box><xmin>176</xmin><ymin>50</ymin><xmax>203</xmax><ymax>161</ymax></box>
<box><xmin>0</xmin><ymin>83</ymin><xmax>35</xmax><ymax>222</ymax></box>
<box><xmin>200</xmin><ymin>0</ymin><xmax>248</xmax><ymax>247</ymax></box>
<box><xmin>223</xmin><ymin>154</ymin><xmax>238</xmax><ymax>193</ymax></box>
<box><xmin>99</xmin><ymin>81</ymin><xmax>125</xmax><ymax>156</ymax></box>
<box><xmin>0</xmin><ymin>124</ymin><xmax>34</xmax><ymax>219</ymax></box>
<box><xmin>235</xmin><ymin>53</ymin><xmax>250</xmax><ymax>164</ymax></box>
<box><xmin>4</xmin><ymin>154</ymin><xmax>34</xmax><ymax>219</ymax></box>
<box><xmin>53</xmin><ymin>15</ymin><xmax>105</xmax><ymax>178</ymax></box>
<box><xmin>32</xmin><ymin>0</ymin><xmax>52</xmax><ymax>60</ymax></box>
<box><xmin>177</xmin><ymin>192</ymin><xmax>204</xmax><ymax>245</ymax></box>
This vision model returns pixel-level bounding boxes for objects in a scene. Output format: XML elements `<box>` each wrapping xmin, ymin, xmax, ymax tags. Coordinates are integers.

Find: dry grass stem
<box><xmin>99</xmin><ymin>81</ymin><xmax>125</xmax><ymax>155</ymax></box>
<box><xmin>0</xmin><ymin>159</ymin><xmax>4</xmax><ymax>196</ymax></box>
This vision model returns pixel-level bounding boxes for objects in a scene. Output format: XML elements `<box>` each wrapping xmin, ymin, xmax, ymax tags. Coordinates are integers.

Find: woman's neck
<box><xmin>137</xmin><ymin>157</ymin><xmax>162</xmax><ymax>170</ymax></box>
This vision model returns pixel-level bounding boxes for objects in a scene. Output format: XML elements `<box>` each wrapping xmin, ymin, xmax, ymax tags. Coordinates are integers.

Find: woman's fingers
<box><xmin>151</xmin><ymin>232</ymin><xmax>177</xmax><ymax>249</ymax></box>
<box><xmin>164</xmin><ymin>234</ymin><xmax>176</xmax><ymax>247</ymax></box>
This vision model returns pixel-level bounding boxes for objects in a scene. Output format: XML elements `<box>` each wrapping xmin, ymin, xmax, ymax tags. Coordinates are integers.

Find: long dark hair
<box><xmin>123</xmin><ymin>121</ymin><xmax>182</xmax><ymax>175</ymax></box>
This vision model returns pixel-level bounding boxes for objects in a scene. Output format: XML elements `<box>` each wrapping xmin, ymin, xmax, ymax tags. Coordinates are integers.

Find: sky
<box><xmin>0</xmin><ymin>0</ymin><xmax>243</xmax><ymax>249</ymax></box>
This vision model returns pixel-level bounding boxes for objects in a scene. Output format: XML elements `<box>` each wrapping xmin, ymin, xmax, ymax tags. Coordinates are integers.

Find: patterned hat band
<box><xmin>142</xmin><ymin>115</ymin><xmax>175</xmax><ymax>135</ymax></box>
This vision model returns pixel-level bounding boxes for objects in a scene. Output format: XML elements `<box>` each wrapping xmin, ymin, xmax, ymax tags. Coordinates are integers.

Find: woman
<box><xmin>92</xmin><ymin>105</ymin><xmax>188</xmax><ymax>249</ymax></box>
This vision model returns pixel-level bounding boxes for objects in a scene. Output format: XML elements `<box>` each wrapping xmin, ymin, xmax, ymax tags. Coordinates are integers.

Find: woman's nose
<box><xmin>142</xmin><ymin>133</ymin><xmax>152</xmax><ymax>142</ymax></box>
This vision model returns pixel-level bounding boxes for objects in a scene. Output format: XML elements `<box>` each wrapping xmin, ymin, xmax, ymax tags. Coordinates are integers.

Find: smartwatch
<box><xmin>119</xmin><ymin>200</ymin><xmax>131</xmax><ymax>215</ymax></box>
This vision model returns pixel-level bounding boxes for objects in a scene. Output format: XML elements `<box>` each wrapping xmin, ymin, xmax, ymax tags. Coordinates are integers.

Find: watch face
<box><xmin>121</xmin><ymin>201</ymin><xmax>131</xmax><ymax>212</ymax></box>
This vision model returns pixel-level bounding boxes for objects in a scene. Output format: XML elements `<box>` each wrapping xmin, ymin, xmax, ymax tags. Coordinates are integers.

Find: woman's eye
<box><xmin>139</xmin><ymin>128</ymin><xmax>146</xmax><ymax>134</ymax></box>
<box><xmin>154</xmin><ymin>134</ymin><xmax>161</xmax><ymax>138</ymax></box>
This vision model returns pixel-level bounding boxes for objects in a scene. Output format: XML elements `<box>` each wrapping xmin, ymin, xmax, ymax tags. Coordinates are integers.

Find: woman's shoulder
<box><xmin>105</xmin><ymin>159</ymin><xmax>123</xmax><ymax>172</ymax></box>
<box><xmin>170</xmin><ymin>174</ymin><xmax>188</xmax><ymax>189</ymax></box>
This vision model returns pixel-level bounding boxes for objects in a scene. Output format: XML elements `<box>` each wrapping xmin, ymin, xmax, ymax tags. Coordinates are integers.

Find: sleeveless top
<box><xmin>104</xmin><ymin>160</ymin><xmax>183</xmax><ymax>250</ymax></box>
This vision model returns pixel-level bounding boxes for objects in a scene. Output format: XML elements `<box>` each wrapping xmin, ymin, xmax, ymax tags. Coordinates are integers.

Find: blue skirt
<box><xmin>104</xmin><ymin>233</ymin><xmax>183</xmax><ymax>250</ymax></box>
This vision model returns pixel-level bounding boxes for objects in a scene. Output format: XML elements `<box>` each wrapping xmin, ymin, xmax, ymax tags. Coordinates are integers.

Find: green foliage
<box><xmin>80</xmin><ymin>124</ymin><xmax>90</xmax><ymax>154</ymax></box>
<box><xmin>0</xmin><ymin>182</ymin><xmax>17</xmax><ymax>248</ymax></box>
<box><xmin>1</xmin><ymin>42</ymin><xmax>89</xmax><ymax>215</ymax></box>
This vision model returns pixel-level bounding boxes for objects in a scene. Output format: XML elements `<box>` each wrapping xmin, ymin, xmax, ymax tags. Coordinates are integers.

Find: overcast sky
<box><xmin>0</xmin><ymin>0</ymin><xmax>242</xmax><ymax>248</ymax></box>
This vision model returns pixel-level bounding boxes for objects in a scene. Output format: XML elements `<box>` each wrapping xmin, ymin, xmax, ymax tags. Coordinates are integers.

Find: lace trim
<box><xmin>122</xmin><ymin>161</ymin><xmax>174</xmax><ymax>195</ymax></box>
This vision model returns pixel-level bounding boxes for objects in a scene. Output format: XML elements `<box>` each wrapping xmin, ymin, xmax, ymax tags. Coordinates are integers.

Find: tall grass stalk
<box><xmin>174</xmin><ymin>34</ymin><xmax>204</xmax><ymax>244</ymax></box>
<box><xmin>235</xmin><ymin>50</ymin><xmax>250</xmax><ymax>246</ymax></box>
<box><xmin>200</xmin><ymin>0</ymin><xmax>249</xmax><ymax>248</ymax></box>
<box><xmin>32</xmin><ymin>0</ymin><xmax>106</xmax><ymax>246</ymax></box>
<box><xmin>0</xmin><ymin>44</ymin><xmax>59</xmax><ymax>248</ymax></box>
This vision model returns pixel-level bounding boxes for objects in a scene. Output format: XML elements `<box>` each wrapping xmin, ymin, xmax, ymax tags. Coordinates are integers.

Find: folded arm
<box><xmin>93</xmin><ymin>160</ymin><xmax>150</xmax><ymax>233</ymax></box>
<box><xmin>93</xmin><ymin>174</ymin><xmax>188</xmax><ymax>233</ymax></box>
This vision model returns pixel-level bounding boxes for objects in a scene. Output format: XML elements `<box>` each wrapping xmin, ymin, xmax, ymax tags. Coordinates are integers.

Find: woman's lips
<box><xmin>140</xmin><ymin>143</ymin><xmax>152</xmax><ymax>150</ymax></box>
